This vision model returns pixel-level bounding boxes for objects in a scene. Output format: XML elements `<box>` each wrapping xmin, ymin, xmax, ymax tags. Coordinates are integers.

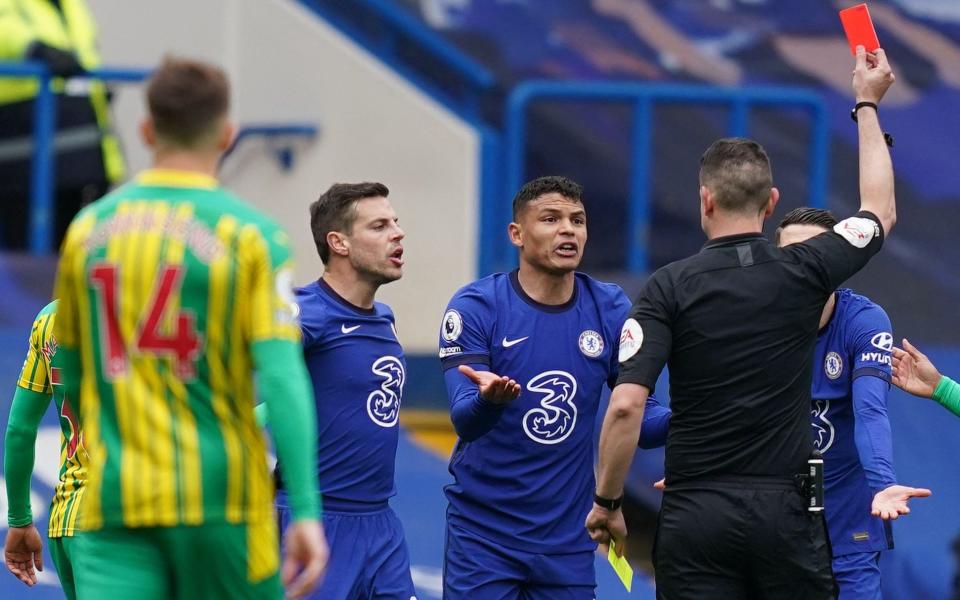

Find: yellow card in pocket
<box><xmin>607</xmin><ymin>539</ymin><xmax>633</xmax><ymax>592</ymax></box>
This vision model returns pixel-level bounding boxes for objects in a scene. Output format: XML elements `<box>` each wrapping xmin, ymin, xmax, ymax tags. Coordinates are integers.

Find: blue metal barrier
<box><xmin>504</xmin><ymin>81</ymin><xmax>830</xmax><ymax>274</ymax></box>
<box><xmin>223</xmin><ymin>124</ymin><xmax>320</xmax><ymax>171</ymax></box>
<box><xmin>0</xmin><ymin>62</ymin><xmax>151</xmax><ymax>255</ymax></box>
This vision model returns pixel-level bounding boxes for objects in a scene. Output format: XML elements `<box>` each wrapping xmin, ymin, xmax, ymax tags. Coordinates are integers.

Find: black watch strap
<box><xmin>850</xmin><ymin>102</ymin><xmax>894</xmax><ymax>147</ymax></box>
<box><xmin>850</xmin><ymin>101</ymin><xmax>878</xmax><ymax>122</ymax></box>
<box><xmin>594</xmin><ymin>493</ymin><xmax>624</xmax><ymax>510</ymax></box>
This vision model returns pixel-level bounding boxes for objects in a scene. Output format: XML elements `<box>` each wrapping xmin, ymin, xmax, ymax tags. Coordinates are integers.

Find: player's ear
<box><xmin>217</xmin><ymin>120</ymin><xmax>236</xmax><ymax>153</ymax></box>
<box><xmin>326</xmin><ymin>231</ymin><xmax>349</xmax><ymax>258</ymax></box>
<box><xmin>699</xmin><ymin>185</ymin><xmax>714</xmax><ymax>217</ymax></box>
<box><xmin>140</xmin><ymin>118</ymin><xmax>156</xmax><ymax>149</ymax></box>
<box><xmin>762</xmin><ymin>187</ymin><xmax>780</xmax><ymax>219</ymax></box>
<box><xmin>507</xmin><ymin>222</ymin><xmax>523</xmax><ymax>248</ymax></box>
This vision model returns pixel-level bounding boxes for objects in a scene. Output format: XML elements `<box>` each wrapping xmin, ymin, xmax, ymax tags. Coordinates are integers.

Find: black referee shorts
<box><xmin>653</xmin><ymin>476</ymin><xmax>837</xmax><ymax>600</ymax></box>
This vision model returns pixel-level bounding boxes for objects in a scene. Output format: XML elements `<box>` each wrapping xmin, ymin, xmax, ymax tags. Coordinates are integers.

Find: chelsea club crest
<box><xmin>824</xmin><ymin>351</ymin><xmax>843</xmax><ymax>380</ymax></box>
<box><xmin>578</xmin><ymin>330</ymin><xmax>603</xmax><ymax>358</ymax></box>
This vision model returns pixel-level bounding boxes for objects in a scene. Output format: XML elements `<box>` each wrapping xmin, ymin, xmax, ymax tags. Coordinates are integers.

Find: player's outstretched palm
<box><xmin>892</xmin><ymin>338</ymin><xmax>942</xmax><ymax>399</ymax></box>
<box><xmin>4</xmin><ymin>524</ymin><xmax>43</xmax><ymax>586</ymax></box>
<box><xmin>458</xmin><ymin>365</ymin><xmax>521</xmax><ymax>405</ymax></box>
<box><xmin>871</xmin><ymin>485</ymin><xmax>932</xmax><ymax>520</ymax></box>
<box><xmin>282</xmin><ymin>519</ymin><xmax>329</xmax><ymax>600</ymax></box>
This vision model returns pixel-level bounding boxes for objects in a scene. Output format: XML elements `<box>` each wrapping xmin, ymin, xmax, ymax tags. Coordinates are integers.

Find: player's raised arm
<box><xmin>852</xmin><ymin>46</ymin><xmax>897</xmax><ymax>235</ymax></box>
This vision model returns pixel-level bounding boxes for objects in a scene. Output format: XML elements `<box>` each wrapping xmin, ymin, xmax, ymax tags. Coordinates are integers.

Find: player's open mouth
<box><xmin>390</xmin><ymin>247</ymin><xmax>404</xmax><ymax>267</ymax></box>
<box><xmin>554</xmin><ymin>242</ymin><xmax>578</xmax><ymax>258</ymax></box>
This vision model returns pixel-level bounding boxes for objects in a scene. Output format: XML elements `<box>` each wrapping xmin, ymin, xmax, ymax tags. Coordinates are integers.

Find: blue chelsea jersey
<box><xmin>811</xmin><ymin>288</ymin><xmax>895</xmax><ymax>556</ymax></box>
<box><xmin>297</xmin><ymin>278</ymin><xmax>406</xmax><ymax>512</ymax></box>
<box><xmin>439</xmin><ymin>270</ymin><xmax>631</xmax><ymax>553</ymax></box>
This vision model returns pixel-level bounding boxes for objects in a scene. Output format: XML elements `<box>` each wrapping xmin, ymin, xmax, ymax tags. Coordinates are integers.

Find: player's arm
<box><xmin>931</xmin><ymin>376</ymin><xmax>960</xmax><ymax>418</ymax></box>
<box><xmin>638</xmin><ymin>397</ymin><xmax>671</xmax><ymax>449</ymax></box>
<box><xmin>4</xmin><ymin>387</ymin><xmax>49</xmax><ymax>587</ymax></box>
<box><xmin>588</xmin><ymin>272</ymin><xmax>673</xmax><ymax>554</ymax></box>
<box><xmin>244</xmin><ymin>230</ymin><xmax>326</xmax><ymax>598</ymax></box>
<box><xmin>848</xmin><ymin>308</ymin><xmax>930</xmax><ymax>519</ymax></box>
<box><xmin>438</xmin><ymin>293</ymin><xmax>518</xmax><ymax>441</ymax></box>
<box><xmin>892</xmin><ymin>339</ymin><xmax>960</xmax><ymax>417</ymax></box>
<box><xmin>4</xmin><ymin>310</ymin><xmax>55</xmax><ymax>586</ymax></box>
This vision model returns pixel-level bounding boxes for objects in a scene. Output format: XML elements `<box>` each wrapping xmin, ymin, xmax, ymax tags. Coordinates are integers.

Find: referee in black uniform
<box><xmin>586</xmin><ymin>47</ymin><xmax>898</xmax><ymax>599</ymax></box>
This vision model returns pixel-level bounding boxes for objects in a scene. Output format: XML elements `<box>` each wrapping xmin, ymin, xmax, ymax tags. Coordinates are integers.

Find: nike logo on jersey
<box><xmin>502</xmin><ymin>336</ymin><xmax>529</xmax><ymax>348</ymax></box>
<box><xmin>341</xmin><ymin>324</ymin><xmax>361</xmax><ymax>334</ymax></box>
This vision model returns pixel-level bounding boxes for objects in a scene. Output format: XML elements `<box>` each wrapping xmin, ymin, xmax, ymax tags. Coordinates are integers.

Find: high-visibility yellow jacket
<box><xmin>0</xmin><ymin>0</ymin><xmax>124</xmax><ymax>182</ymax></box>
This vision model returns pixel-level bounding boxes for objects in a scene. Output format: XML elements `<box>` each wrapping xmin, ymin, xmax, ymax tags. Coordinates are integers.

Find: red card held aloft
<box><xmin>839</xmin><ymin>4</ymin><xmax>881</xmax><ymax>56</ymax></box>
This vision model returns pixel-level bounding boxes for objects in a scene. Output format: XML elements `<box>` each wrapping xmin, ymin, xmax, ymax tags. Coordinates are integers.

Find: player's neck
<box><xmin>704</xmin><ymin>214</ymin><xmax>764</xmax><ymax>240</ymax></box>
<box><xmin>321</xmin><ymin>269</ymin><xmax>377</xmax><ymax>310</ymax></box>
<box><xmin>516</xmin><ymin>264</ymin><xmax>576</xmax><ymax>306</ymax></box>
<box><xmin>819</xmin><ymin>292</ymin><xmax>837</xmax><ymax>331</ymax></box>
<box><xmin>151</xmin><ymin>151</ymin><xmax>220</xmax><ymax>178</ymax></box>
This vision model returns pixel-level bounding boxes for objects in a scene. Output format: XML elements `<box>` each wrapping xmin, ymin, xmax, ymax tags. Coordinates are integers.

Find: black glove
<box><xmin>25</xmin><ymin>41</ymin><xmax>85</xmax><ymax>77</ymax></box>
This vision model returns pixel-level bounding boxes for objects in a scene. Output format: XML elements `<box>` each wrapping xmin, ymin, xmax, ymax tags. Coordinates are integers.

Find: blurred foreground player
<box><xmin>4</xmin><ymin>301</ymin><xmax>87</xmax><ymax>599</ymax></box>
<box><xmin>777</xmin><ymin>208</ymin><xmax>930</xmax><ymax>600</ymax></box>
<box><xmin>52</xmin><ymin>57</ymin><xmax>326</xmax><ymax>600</ymax></box>
<box><xmin>269</xmin><ymin>182</ymin><xmax>417</xmax><ymax>600</ymax></box>
<box><xmin>893</xmin><ymin>339</ymin><xmax>960</xmax><ymax>418</ymax></box>
<box><xmin>438</xmin><ymin>176</ymin><xmax>668</xmax><ymax>599</ymax></box>
<box><xmin>587</xmin><ymin>47</ymin><xmax>900</xmax><ymax>599</ymax></box>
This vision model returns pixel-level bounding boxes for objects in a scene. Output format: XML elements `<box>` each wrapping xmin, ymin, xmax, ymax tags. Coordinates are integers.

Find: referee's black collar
<box><xmin>702</xmin><ymin>232</ymin><xmax>765</xmax><ymax>250</ymax></box>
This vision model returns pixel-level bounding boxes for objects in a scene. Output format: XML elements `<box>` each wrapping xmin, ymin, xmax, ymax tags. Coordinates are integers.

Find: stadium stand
<box><xmin>2</xmin><ymin>1</ymin><xmax>958</xmax><ymax>598</ymax></box>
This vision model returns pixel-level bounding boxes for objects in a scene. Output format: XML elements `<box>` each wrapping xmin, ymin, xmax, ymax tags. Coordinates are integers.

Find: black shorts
<box><xmin>653</xmin><ymin>476</ymin><xmax>836</xmax><ymax>600</ymax></box>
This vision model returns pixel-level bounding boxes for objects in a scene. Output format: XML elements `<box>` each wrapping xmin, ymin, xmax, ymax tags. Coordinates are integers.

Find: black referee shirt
<box><xmin>617</xmin><ymin>212</ymin><xmax>885</xmax><ymax>482</ymax></box>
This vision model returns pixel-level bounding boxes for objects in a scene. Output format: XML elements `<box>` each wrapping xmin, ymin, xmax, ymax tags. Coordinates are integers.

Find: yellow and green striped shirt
<box><xmin>53</xmin><ymin>169</ymin><xmax>301</xmax><ymax>534</ymax></box>
<box><xmin>16</xmin><ymin>300</ymin><xmax>88</xmax><ymax>537</ymax></box>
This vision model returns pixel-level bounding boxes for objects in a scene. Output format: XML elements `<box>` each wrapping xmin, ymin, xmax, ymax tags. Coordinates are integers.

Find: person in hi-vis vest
<box><xmin>0</xmin><ymin>0</ymin><xmax>125</xmax><ymax>250</ymax></box>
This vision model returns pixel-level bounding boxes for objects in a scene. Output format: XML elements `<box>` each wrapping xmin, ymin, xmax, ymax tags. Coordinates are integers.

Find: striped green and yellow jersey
<box><xmin>16</xmin><ymin>300</ymin><xmax>88</xmax><ymax>537</ymax></box>
<box><xmin>53</xmin><ymin>168</ymin><xmax>301</xmax><ymax>531</ymax></box>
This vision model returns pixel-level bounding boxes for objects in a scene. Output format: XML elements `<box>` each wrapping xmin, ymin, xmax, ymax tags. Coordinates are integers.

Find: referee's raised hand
<box><xmin>853</xmin><ymin>45</ymin><xmax>895</xmax><ymax>104</ymax></box>
<box><xmin>458</xmin><ymin>365</ymin><xmax>521</xmax><ymax>405</ymax></box>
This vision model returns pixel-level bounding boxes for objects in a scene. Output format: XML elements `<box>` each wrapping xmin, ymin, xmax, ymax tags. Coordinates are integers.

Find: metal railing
<box><xmin>298</xmin><ymin>0</ymin><xmax>495</xmax><ymax>120</ymax></box>
<box><xmin>502</xmin><ymin>81</ymin><xmax>831</xmax><ymax>274</ymax></box>
<box><xmin>0</xmin><ymin>62</ymin><xmax>150</xmax><ymax>255</ymax></box>
<box><xmin>0</xmin><ymin>63</ymin><xmax>322</xmax><ymax>256</ymax></box>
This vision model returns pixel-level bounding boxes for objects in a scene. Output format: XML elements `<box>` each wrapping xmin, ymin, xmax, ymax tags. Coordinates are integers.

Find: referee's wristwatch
<box><xmin>593</xmin><ymin>493</ymin><xmax>624</xmax><ymax>511</ymax></box>
<box><xmin>851</xmin><ymin>101</ymin><xmax>894</xmax><ymax>147</ymax></box>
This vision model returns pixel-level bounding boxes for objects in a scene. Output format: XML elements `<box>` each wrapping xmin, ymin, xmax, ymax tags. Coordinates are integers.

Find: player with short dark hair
<box><xmin>271</xmin><ymin>181</ymin><xmax>417</xmax><ymax>600</ymax></box>
<box><xmin>309</xmin><ymin>182</ymin><xmax>391</xmax><ymax>264</ymax></box>
<box><xmin>778</xmin><ymin>207</ymin><xmax>929</xmax><ymax>600</ymax></box>
<box><xmin>438</xmin><ymin>175</ymin><xmax>669</xmax><ymax>599</ymax></box>
<box><xmin>52</xmin><ymin>56</ymin><xmax>327</xmax><ymax>600</ymax></box>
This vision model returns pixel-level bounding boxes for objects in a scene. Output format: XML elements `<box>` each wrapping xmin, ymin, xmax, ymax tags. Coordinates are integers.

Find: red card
<box><xmin>839</xmin><ymin>4</ymin><xmax>881</xmax><ymax>56</ymax></box>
